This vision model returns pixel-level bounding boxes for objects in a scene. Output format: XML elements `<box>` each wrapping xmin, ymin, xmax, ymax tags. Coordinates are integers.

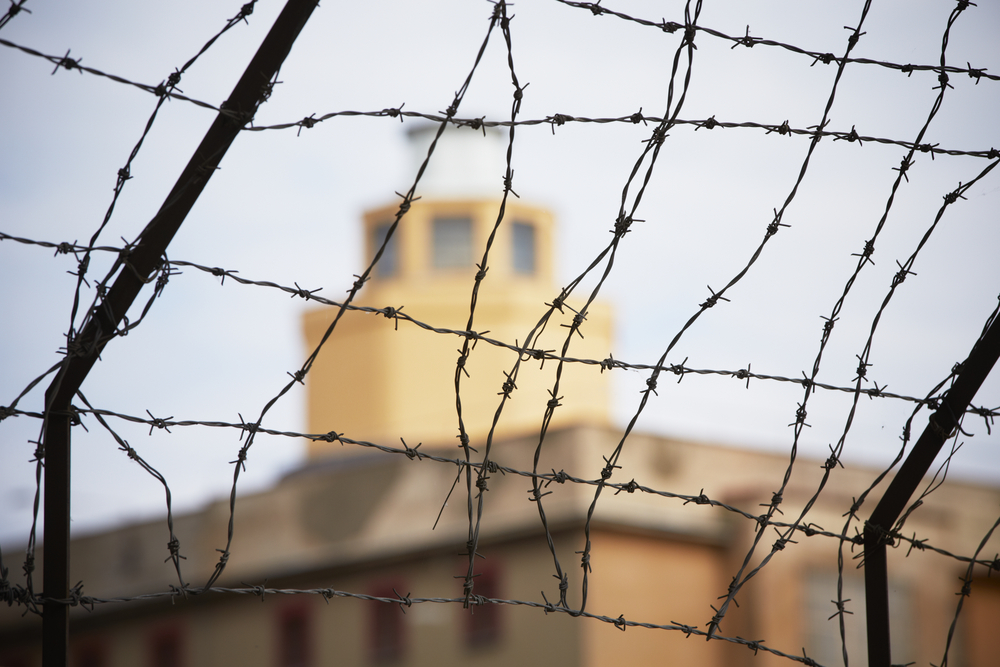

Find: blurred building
<box><xmin>2</xmin><ymin>126</ymin><xmax>999</xmax><ymax>667</ymax></box>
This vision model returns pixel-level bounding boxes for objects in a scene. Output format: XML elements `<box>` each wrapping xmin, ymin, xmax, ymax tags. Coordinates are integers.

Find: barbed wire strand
<box><xmin>701</xmin><ymin>1</ymin><xmax>878</xmax><ymax>643</ymax></box>
<box><xmin>553</xmin><ymin>0</ymin><xmax>998</xmax><ymax>83</ymax></box>
<box><xmin>0</xmin><ymin>0</ymin><xmax>30</xmax><ymax>33</ymax></box>
<box><xmin>709</xmin><ymin>3</ymin><xmax>986</xmax><ymax>656</ymax></box>
<box><xmin>9</xmin><ymin>1</ymin><xmax>270</xmax><ymax>612</ymax></box>
<box><xmin>456</xmin><ymin>0</ymin><xmax>526</xmax><ymax>609</ymax></box>
<box><xmin>939</xmin><ymin>512</ymin><xmax>1000</xmax><ymax>666</ymax></box>
<box><xmin>2</xmin><ymin>1</ymin><xmax>998</xmax><ymax>664</ymax></box>
<box><xmin>4</xmin><ymin>244</ymin><xmax>997</xmax><ymax>422</ymax></box>
<box><xmin>194</xmin><ymin>0</ymin><xmax>507</xmax><ymax>594</ymax></box>
<box><xmin>74</xmin><ymin>391</ymin><xmax>187</xmax><ymax>594</ymax></box>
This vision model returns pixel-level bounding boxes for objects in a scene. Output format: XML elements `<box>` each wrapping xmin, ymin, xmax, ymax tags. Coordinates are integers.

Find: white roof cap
<box><xmin>406</xmin><ymin>122</ymin><xmax>508</xmax><ymax>198</ymax></box>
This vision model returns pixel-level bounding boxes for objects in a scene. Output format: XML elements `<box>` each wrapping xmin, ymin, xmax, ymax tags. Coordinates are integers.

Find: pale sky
<box><xmin>1</xmin><ymin>0</ymin><xmax>999</xmax><ymax>546</ymax></box>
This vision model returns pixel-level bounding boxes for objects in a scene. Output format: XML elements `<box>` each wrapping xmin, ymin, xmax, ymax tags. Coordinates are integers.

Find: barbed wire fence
<box><xmin>1</xmin><ymin>1</ymin><xmax>999</xmax><ymax>666</ymax></box>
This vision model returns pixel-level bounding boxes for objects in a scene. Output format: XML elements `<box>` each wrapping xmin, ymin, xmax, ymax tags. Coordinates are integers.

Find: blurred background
<box><xmin>1</xmin><ymin>0</ymin><xmax>998</xmax><ymax>547</ymax></box>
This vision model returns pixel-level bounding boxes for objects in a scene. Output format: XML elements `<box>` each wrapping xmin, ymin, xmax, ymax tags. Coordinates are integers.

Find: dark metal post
<box><xmin>41</xmin><ymin>1</ymin><xmax>320</xmax><ymax>664</ymax></box>
<box><xmin>41</xmin><ymin>408</ymin><xmax>70</xmax><ymax>661</ymax></box>
<box><xmin>865</xmin><ymin>313</ymin><xmax>1000</xmax><ymax>667</ymax></box>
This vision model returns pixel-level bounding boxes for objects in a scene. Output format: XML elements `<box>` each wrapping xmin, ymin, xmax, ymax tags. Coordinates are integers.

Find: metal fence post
<box><xmin>865</xmin><ymin>313</ymin><xmax>1000</xmax><ymax>667</ymax></box>
<box><xmin>40</xmin><ymin>1</ymin><xmax>320</xmax><ymax>664</ymax></box>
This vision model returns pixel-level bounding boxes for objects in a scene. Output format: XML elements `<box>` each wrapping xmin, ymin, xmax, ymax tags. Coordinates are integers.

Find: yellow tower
<box><xmin>303</xmin><ymin>125</ymin><xmax>612</xmax><ymax>458</ymax></box>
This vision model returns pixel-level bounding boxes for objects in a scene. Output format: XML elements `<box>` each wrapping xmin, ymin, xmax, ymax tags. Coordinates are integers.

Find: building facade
<box><xmin>2</xmin><ymin>126</ymin><xmax>999</xmax><ymax>667</ymax></box>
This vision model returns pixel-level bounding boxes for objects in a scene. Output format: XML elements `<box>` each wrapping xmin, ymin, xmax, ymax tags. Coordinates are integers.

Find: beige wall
<box><xmin>964</xmin><ymin>575</ymin><xmax>1000</xmax><ymax>666</ymax></box>
<box><xmin>4</xmin><ymin>426</ymin><xmax>999</xmax><ymax>667</ymax></box>
<box><xmin>582</xmin><ymin>529</ymin><xmax>728</xmax><ymax>667</ymax></box>
<box><xmin>303</xmin><ymin>198</ymin><xmax>613</xmax><ymax>455</ymax></box>
<box><xmin>4</xmin><ymin>532</ymin><xmax>584</xmax><ymax>667</ymax></box>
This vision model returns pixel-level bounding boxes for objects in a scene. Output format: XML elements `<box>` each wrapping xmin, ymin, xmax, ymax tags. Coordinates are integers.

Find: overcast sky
<box><xmin>2</xmin><ymin>0</ymin><xmax>999</xmax><ymax>546</ymax></box>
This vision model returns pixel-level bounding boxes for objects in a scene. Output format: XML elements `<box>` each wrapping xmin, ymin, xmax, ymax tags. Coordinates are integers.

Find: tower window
<box><xmin>464</xmin><ymin>566</ymin><xmax>502</xmax><ymax>649</ymax></box>
<box><xmin>370</xmin><ymin>584</ymin><xmax>406</xmax><ymax>663</ymax></box>
<box><xmin>372</xmin><ymin>222</ymin><xmax>399</xmax><ymax>277</ymax></box>
<box><xmin>148</xmin><ymin>627</ymin><xmax>183</xmax><ymax>667</ymax></box>
<box><xmin>75</xmin><ymin>640</ymin><xmax>107</xmax><ymax>667</ymax></box>
<box><xmin>277</xmin><ymin>604</ymin><xmax>312</xmax><ymax>667</ymax></box>
<box><xmin>432</xmin><ymin>217</ymin><xmax>473</xmax><ymax>269</ymax></box>
<box><xmin>512</xmin><ymin>222</ymin><xmax>535</xmax><ymax>274</ymax></box>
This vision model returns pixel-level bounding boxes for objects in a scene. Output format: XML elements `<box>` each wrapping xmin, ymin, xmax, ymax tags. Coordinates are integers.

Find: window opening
<box><xmin>372</xmin><ymin>222</ymin><xmax>399</xmax><ymax>277</ymax></box>
<box><xmin>370</xmin><ymin>584</ymin><xmax>406</xmax><ymax>663</ymax></box>
<box><xmin>432</xmin><ymin>217</ymin><xmax>472</xmax><ymax>269</ymax></box>
<box><xmin>75</xmin><ymin>641</ymin><xmax>107</xmax><ymax>667</ymax></box>
<box><xmin>278</xmin><ymin>605</ymin><xmax>312</xmax><ymax>667</ymax></box>
<box><xmin>465</xmin><ymin>567</ymin><xmax>502</xmax><ymax>648</ymax></box>
<box><xmin>148</xmin><ymin>627</ymin><xmax>183</xmax><ymax>667</ymax></box>
<box><xmin>512</xmin><ymin>222</ymin><xmax>535</xmax><ymax>274</ymax></box>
